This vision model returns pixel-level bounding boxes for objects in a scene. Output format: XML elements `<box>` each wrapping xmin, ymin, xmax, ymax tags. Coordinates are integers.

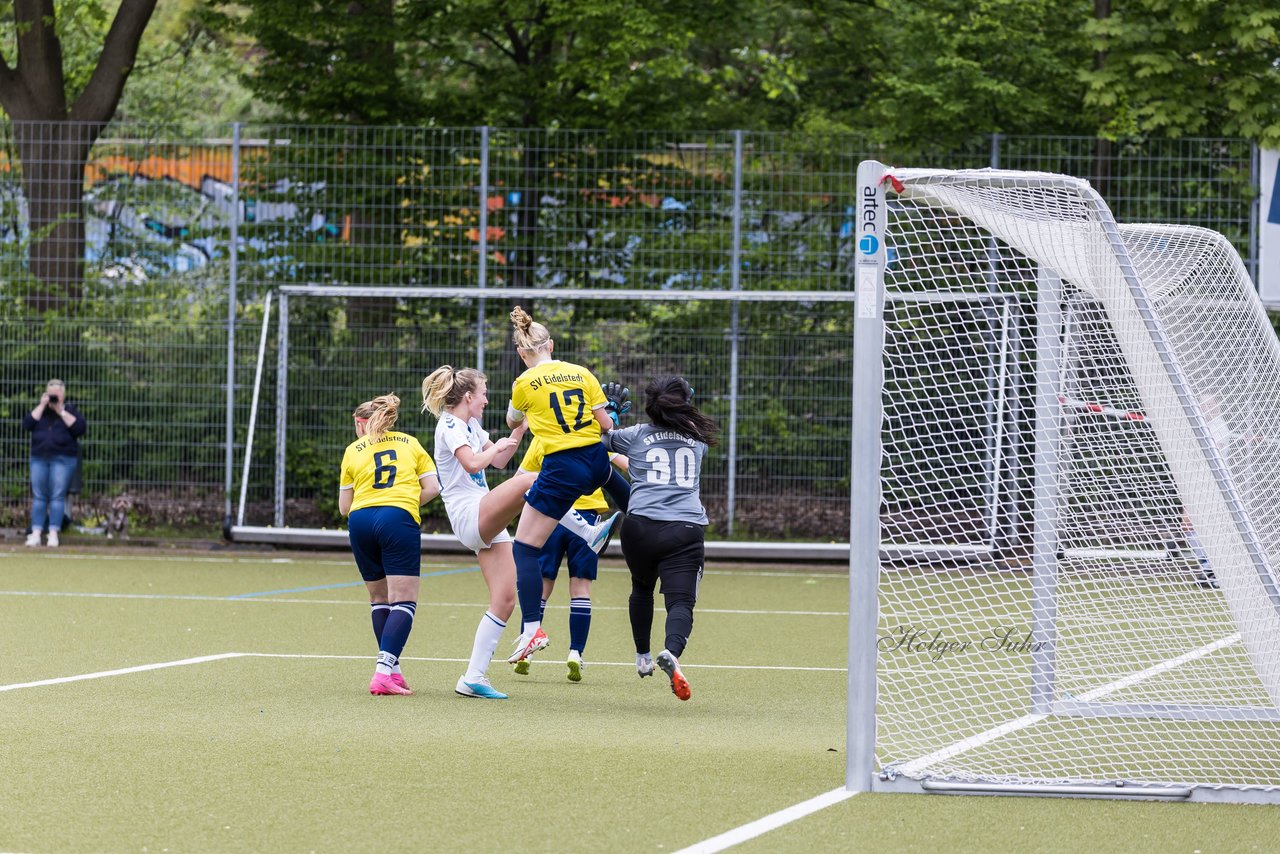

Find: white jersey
<box><xmin>434</xmin><ymin>413</ymin><xmax>492</xmax><ymax>508</ymax></box>
<box><xmin>433</xmin><ymin>412</ymin><xmax>515</xmax><ymax>553</ymax></box>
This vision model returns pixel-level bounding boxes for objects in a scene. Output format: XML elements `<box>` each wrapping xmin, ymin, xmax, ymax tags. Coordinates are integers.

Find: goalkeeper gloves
<box><xmin>603</xmin><ymin>381</ymin><xmax>632</xmax><ymax>427</ymax></box>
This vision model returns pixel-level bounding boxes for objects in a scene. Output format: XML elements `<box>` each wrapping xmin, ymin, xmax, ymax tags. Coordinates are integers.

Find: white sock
<box><xmin>465</xmin><ymin>611</ymin><xmax>506</xmax><ymax>680</ymax></box>
<box><xmin>558</xmin><ymin>509</ymin><xmax>599</xmax><ymax>543</ymax></box>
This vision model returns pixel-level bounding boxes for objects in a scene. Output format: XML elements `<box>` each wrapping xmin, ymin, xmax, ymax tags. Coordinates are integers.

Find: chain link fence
<box><xmin>0</xmin><ymin>121</ymin><xmax>1260</xmax><ymax>539</ymax></box>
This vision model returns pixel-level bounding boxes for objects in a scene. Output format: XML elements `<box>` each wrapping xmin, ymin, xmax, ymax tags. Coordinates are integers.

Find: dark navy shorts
<box><xmin>539</xmin><ymin>509</ymin><xmax>600</xmax><ymax>582</ymax></box>
<box><xmin>524</xmin><ymin>443</ymin><xmax>611</xmax><ymax>520</ymax></box>
<box><xmin>348</xmin><ymin>505</ymin><xmax>422</xmax><ymax>581</ymax></box>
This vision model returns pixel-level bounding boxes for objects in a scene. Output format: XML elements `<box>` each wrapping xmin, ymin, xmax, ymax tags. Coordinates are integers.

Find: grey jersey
<box><xmin>604</xmin><ymin>424</ymin><xmax>708</xmax><ymax>525</ymax></box>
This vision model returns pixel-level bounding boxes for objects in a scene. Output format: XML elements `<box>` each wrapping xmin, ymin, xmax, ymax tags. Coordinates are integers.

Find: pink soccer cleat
<box><xmin>389</xmin><ymin>673</ymin><xmax>410</xmax><ymax>691</ymax></box>
<box><xmin>369</xmin><ymin>672</ymin><xmax>413</xmax><ymax>695</ymax></box>
<box><xmin>507</xmin><ymin>627</ymin><xmax>550</xmax><ymax>664</ymax></box>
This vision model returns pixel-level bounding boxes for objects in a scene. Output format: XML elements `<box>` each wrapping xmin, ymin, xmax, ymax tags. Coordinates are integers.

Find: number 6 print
<box><xmin>372</xmin><ymin>449</ymin><xmax>398</xmax><ymax>488</ymax></box>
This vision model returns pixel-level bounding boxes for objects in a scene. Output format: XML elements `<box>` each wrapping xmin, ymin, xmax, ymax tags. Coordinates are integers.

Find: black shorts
<box><xmin>620</xmin><ymin>514</ymin><xmax>705</xmax><ymax>591</ymax></box>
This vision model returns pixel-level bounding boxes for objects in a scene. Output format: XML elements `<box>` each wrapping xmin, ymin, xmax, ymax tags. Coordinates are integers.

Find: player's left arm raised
<box><xmin>587</xmin><ymin>373</ymin><xmax>612</xmax><ymax>432</ymax></box>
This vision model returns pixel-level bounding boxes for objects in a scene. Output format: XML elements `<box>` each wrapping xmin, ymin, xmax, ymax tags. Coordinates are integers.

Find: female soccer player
<box><xmin>602</xmin><ymin>376</ymin><xmax>718</xmax><ymax>701</ymax></box>
<box><xmin>512</xmin><ymin>438</ymin><xmax>630</xmax><ymax>682</ymax></box>
<box><xmin>422</xmin><ymin>365</ymin><xmax>614</xmax><ymax>699</ymax></box>
<box><xmin>338</xmin><ymin>394</ymin><xmax>440</xmax><ymax>696</ymax></box>
<box><xmin>505</xmin><ymin>305</ymin><xmax>620</xmax><ymax>663</ymax></box>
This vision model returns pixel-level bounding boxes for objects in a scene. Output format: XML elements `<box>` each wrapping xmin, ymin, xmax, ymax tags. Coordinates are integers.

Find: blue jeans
<box><xmin>31</xmin><ymin>454</ymin><xmax>77</xmax><ymax>532</ymax></box>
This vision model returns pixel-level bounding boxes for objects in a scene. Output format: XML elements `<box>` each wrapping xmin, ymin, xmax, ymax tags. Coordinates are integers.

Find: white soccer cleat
<box><xmin>566</xmin><ymin>650</ymin><xmax>585</xmax><ymax>682</ymax></box>
<box><xmin>455</xmin><ymin>674</ymin><xmax>508</xmax><ymax>700</ymax></box>
<box><xmin>636</xmin><ymin>653</ymin><xmax>656</xmax><ymax>678</ymax></box>
<box><xmin>589</xmin><ymin>512</ymin><xmax>620</xmax><ymax>555</ymax></box>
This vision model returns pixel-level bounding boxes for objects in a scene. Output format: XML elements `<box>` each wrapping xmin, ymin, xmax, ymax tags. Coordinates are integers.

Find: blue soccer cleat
<box><xmin>455</xmin><ymin>674</ymin><xmax>509</xmax><ymax>700</ymax></box>
<box><xmin>590</xmin><ymin>512</ymin><xmax>620</xmax><ymax>555</ymax></box>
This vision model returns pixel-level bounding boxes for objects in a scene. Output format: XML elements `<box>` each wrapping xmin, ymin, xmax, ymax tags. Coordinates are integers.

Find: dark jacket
<box><xmin>22</xmin><ymin>403</ymin><xmax>86</xmax><ymax>458</ymax></box>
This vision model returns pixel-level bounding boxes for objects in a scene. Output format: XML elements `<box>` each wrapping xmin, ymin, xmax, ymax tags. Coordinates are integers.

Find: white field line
<box><xmin>0</xmin><ymin>653</ymin><xmax>247</xmax><ymax>692</ymax></box>
<box><xmin>0</xmin><ymin>589</ymin><xmax>844</xmax><ymax>617</ymax></box>
<box><xmin>0</xmin><ymin>552</ymin><xmax>459</xmax><ymax>569</ymax></box>
<box><xmin>0</xmin><ymin>651</ymin><xmax>846</xmax><ymax>693</ymax></box>
<box><xmin>673</xmin><ymin>787</ymin><xmax>856</xmax><ymax>854</ymax></box>
<box><xmin>896</xmin><ymin>631</ymin><xmax>1243</xmax><ymax>777</ymax></box>
<box><xmin>0</xmin><ymin>550</ymin><xmax>845</xmax><ymax>579</ymax></box>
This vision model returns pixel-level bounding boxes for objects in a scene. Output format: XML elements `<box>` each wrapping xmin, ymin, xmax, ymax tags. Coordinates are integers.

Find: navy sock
<box><xmin>539</xmin><ymin>597</ymin><xmax>547</xmax><ymax>622</ymax></box>
<box><xmin>602</xmin><ymin>469</ymin><xmax>631</xmax><ymax>513</ymax></box>
<box><xmin>569</xmin><ymin>597</ymin><xmax>591</xmax><ymax>653</ymax></box>
<box><xmin>379</xmin><ymin>601</ymin><xmax>417</xmax><ymax>664</ymax></box>
<box><xmin>371</xmin><ymin>603</ymin><xmax>391</xmax><ymax>646</ymax></box>
<box><xmin>512</xmin><ymin>540</ymin><xmax>544</xmax><ymax>628</ymax></box>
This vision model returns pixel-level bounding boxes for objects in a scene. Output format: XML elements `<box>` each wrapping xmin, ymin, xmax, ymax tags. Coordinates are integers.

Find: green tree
<box><xmin>850</xmin><ymin>0</ymin><xmax>1095</xmax><ymax>149</ymax></box>
<box><xmin>212</xmin><ymin>0</ymin><xmax>780</xmax><ymax>298</ymax></box>
<box><xmin>208</xmin><ymin>0</ymin><xmax>420</xmax><ymax>124</ymax></box>
<box><xmin>1083</xmin><ymin>0</ymin><xmax>1280</xmax><ymax>144</ymax></box>
<box><xmin>0</xmin><ymin>0</ymin><xmax>158</xmax><ymax>308</ymax></box>
<box><xmin>406</xmin><ymin>0</ymin><xmax>745</xmax><ymax>130</ymax></box>
<box><xmin>115</xmin><ymin>0</ymin><xmax>262</xmax><ymax>128</ymax></box>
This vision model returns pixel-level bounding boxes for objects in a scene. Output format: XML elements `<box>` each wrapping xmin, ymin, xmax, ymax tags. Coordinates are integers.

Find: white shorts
<box><xmin>447</xmin><ymin>494</ymin><xmax>515</xmax><ymax>554</ymax></box>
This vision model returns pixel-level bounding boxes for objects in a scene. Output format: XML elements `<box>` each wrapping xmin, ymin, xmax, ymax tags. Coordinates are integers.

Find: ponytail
<box><xmin>357</xmin><ymin>393</ymin><xmax>400</xmax><ymax>443</ymax></box>
<box><xmin>644</xmin><ymin>375</ymin><xmax>718</xmax><ymax>446</ymax></box>
<box><xmin>510</xmin><ymin>305</ymin><xmax>551</xmax><ymax>352</ymax></box>
<box><xmin>422</xmin><ymin>365</ymin><xmax>487</xmax><ymax>416</ymax></box>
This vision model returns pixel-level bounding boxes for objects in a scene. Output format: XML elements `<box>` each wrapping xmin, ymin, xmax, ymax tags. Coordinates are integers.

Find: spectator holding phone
<box><xmin>22</xmin><ymin>379</ymin><xmax>86</xmax><ymax>548</ymax></box>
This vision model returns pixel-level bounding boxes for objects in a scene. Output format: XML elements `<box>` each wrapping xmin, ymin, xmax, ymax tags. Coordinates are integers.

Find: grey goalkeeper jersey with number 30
<box><xmin>603</xmin><ymin>424</ymin><xmax>708</xmax><ymax>525</ymax></box>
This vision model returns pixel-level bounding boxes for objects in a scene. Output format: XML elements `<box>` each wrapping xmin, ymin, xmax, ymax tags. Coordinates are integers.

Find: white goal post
<box><xmin>849</xmin><ymin>161</ymin><xmax>1280</xmax><ymax>803</ymax></box>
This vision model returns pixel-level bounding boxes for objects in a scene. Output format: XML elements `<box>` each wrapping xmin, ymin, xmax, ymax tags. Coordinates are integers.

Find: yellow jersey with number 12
<box><xmin>339</xmin><ymin>431</ymin><xmax>436</xmax><ymax>523</ymax></box>
<box><xmin>509</xmin><ymin>359</ymin><xmax>607</xmax><ymax>454</ymax></box>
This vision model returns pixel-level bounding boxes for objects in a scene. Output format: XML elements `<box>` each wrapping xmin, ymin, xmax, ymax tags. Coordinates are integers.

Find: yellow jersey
<box><xmin>519</xmin><ymin>437</ymin><xmax>609</xmax><ymax>512</ymax></box>
<box><xmin>509</xmin><ymin>359</ymin><xmax>607</xmax><ymax>454</ymax></box>
<box><xmin>339</xmin><ymin>431</ymin><xmax>437</xmax><ymax>523</ymax></box>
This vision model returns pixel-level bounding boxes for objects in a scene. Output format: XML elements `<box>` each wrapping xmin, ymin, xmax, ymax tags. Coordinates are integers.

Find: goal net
<box><xmin>853</xmin><ymin>162</ymin><xmax>1280</xmax><ymax>801</ymax></box>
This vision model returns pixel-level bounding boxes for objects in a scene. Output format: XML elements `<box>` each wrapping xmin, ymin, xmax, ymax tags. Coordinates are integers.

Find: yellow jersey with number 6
<box><xmin>509</xmin><ymin>360</ymin><xmax>607</xmax><ymax>454</ymax></box>
<box><xmin>339</xmin><ymin>431</ymin><xmax>436</xmax><ymax>523</ymax></box>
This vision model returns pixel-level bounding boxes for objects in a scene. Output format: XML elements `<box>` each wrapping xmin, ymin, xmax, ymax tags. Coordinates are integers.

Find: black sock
<box><xmin>629</xmin><ymin>586</ymin><xmax>654</xmax><ymax>654</ymax></box>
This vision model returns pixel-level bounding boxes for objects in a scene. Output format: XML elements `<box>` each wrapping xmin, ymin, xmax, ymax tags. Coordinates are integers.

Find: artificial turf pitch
<box><xmin>1</xmin><ymin>546</ymin><xmax>1277</xmax><ymax>852</ymax></box>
